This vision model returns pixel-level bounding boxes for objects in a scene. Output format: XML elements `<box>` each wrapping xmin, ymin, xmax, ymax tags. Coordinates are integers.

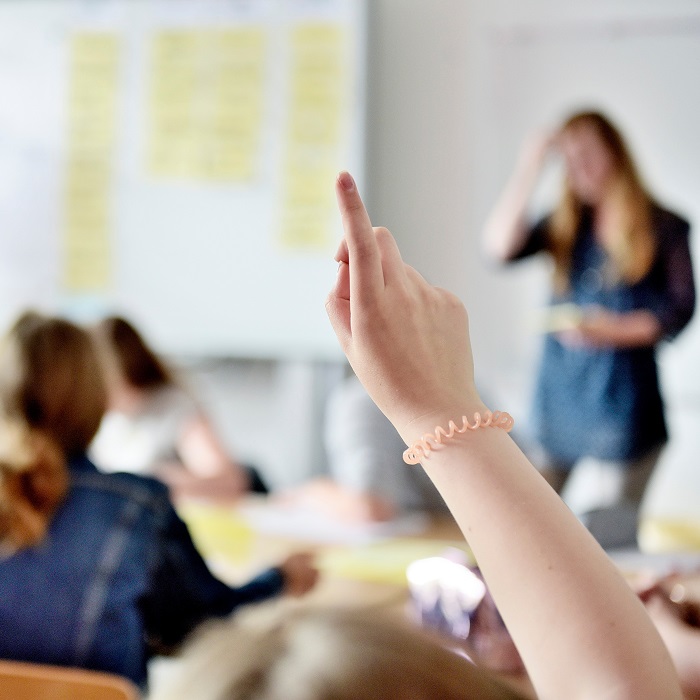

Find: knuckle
<box><xmin>342</xmin><ymin>198</ymin><xmax>363</xmax><ymax>217</ymax></box>
<box><xmin>352</xmin><ymin>242</ymin><xmax>373</xmax><ymax>260</ymax></box>
<box><xmin>445</xmin><ymin>290</ymin><xmax>465</xmax><ymax>310</ymax></box>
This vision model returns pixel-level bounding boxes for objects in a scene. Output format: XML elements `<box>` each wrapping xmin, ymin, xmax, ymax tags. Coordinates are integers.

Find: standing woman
<box><xmin>483</xmin><ymin>110</ymin><xmax>695</xmax><ymax>528</ymax></box>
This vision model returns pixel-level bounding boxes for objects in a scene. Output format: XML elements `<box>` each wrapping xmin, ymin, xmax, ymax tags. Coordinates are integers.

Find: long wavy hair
<box><xmin>548</xmin><ymin>111</ymin><xmax>656</xmax><ymax>292</ymax></box>
<box><xmin>0</xmin><ymin>312</ymin><xmax>107</xmax><ymax>552</ymax></box>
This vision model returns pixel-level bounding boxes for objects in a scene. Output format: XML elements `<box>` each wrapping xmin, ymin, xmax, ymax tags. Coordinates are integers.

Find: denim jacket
<box><xmin>0</xmin><ymin>455</ymin><xmax>284</xmax><ymax>687</ymax></box>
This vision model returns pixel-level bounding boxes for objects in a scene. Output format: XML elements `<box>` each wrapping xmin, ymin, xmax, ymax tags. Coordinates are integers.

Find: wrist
<box><xmin>401</xmin><ymin>403</ymin><xmax>514</xmax><ymax>465</ymax></box>
<box><xmin>396</xmin><ymin>396</ymin><xmax>489</xmax><ymax>448</ymax></box>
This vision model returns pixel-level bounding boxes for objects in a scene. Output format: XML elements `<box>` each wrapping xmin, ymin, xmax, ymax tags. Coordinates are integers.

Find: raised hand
<box><xmin>517</xmin><ymin>127</ymin><xmax>560</xmax><ymax>171</ymax></box>
<box><xmin>325</xmin><ymin>172</ymin><xmax>486</xmax><ymax>446</ymax></box>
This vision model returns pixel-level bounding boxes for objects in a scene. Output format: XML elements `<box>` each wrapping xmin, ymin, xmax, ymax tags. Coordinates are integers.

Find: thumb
<box><xmin>326</xmin><ymin>260</ymin><xmax>351</xmax><ymax>351</ymax></box>
<box><xmin>325</xmin><ymin>294</ymin><xmax>351</xmax><ymax>353</ymax></box>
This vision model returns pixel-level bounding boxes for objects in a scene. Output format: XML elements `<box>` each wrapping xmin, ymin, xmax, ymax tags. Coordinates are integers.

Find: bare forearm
<box><xmin>412</xmin><ymin>424</ymin><xmax>680</xmax><ymax>700</ymax></box>
<box><xmin>577</xmin><ymin>309</ymin><xmax>662</xmax><ymax>348</ymax></box>
<box><xmin>612</xmin><ymin>310</ymin><xmax>662</xmax><ymax>347</ymax></box>
<box><xmin>328</xmin><ymin>171</ymin><xmax>682</xmax><ymax>700</ymax></box>
<box><xmin>157</xmin><ymin>462</ymin><xmax>248</xmax><ymax>501</ymax></box>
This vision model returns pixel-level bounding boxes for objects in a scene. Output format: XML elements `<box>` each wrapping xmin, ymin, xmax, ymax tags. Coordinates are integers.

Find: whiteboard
<box><xmin>0</xmin><ymin>0</ymin><xmax>366</xmax><ymax>358</ymax></box>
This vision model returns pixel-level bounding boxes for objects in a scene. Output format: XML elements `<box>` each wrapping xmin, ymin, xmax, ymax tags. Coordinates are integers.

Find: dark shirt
<box><xmin>512</xmin><ymin>205</ymin><xmax>695</xmax><ymax>462</ymax></box>
<box><xmin>0</xmin><ymin>455</ymin><xmax>284</xmax><ymax>687</ymax></box>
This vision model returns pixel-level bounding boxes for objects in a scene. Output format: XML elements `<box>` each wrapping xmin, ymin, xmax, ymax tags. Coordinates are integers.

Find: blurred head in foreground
<box><xmin>147</xmin><ymin>601</ymin><xmax>524</xmax><ymax>700</ymax></box>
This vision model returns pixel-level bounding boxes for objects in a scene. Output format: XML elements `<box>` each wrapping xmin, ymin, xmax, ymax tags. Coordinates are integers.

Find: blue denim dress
<box><xmin>0</xmin><ymin>455</ymin><xmax>284</xmax><ymax>687</ymax></box>
<box><xmin>513</xmin><ymin>205</ymin><xmax>695</xmax><ymax>463</ymax></box>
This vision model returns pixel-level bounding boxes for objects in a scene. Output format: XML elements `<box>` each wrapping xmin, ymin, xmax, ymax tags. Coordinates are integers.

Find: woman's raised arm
<box><xmin>482</xmin><ymin>131</ymin><xmax>555</xmax><ymax>262</ymax></box>
<box><xmin>326</xmin><ymin>171</ymin><xmax>681</xmax><ymax>700</ymax></box>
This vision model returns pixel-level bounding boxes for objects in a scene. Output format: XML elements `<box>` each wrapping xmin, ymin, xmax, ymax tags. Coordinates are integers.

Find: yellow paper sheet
<box><xmin>320</xmin><ymin>540</ymin><xmax>473</xmax><ymax>586</ymax></box>
<box><xmin>148</xmin><ymin>28</ymin><xmax>266</xmax><ymax>181</ymax></box>
<box><xmin>63</xmin><ymin>33</ymin><xmax>120</xmax><ymax>292</ymax></box>
<box><xmin>531</xmin><ymin>303</ymin><xmax>583</xmax><ymax>334</ymax></box>
<box><xmin>279</xmin><ymin>24</ymin><xmax>349</xmax><ymax>250</ymax></box>
<box><xmin>177</xmin><ymin>502</ymin><xmax>255</xmax><ymax>566</ymax></box>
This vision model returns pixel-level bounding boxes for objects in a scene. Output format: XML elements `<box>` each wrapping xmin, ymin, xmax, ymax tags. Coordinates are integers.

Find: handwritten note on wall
<box><xmin>63</xmin><ymin>33</ymin><xmax>120</xmax><ymax>292</ymax></box>
<box><xmin>280</xmin><ymin>24</ymin><xmax>349</xmax><ymax>250</ymax></box>
<box><xmin>148</xmin><ymin>28</ymin><xmax>266</xmax><ymax>182</ymax></box>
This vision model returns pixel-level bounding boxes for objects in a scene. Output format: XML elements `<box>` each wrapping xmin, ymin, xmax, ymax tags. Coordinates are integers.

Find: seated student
<box><xmin>149</xmin><ymin>173</ymin><xmax>681</xmax><ymax>700</ymax></box>
<box><xmin>0</xmin><ymin>312</ymin><xmax>318</xmax><ymax>689</ymax></box>
<box><xmin>280</xmin><ymin>370</ymin><xmax>448</xmax><ymax>522</ymax></box>
<box><xmin>90</xmin><ymin>315</ymin><xmax>265</xmax><ymax>501</ymax></box>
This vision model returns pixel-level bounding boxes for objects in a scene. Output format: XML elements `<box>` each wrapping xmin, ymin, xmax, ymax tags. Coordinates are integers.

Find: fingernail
<box><xmin>338</xmin><ymin>171</ymin><xmax>355</xmax><ymax>192</ymax></box>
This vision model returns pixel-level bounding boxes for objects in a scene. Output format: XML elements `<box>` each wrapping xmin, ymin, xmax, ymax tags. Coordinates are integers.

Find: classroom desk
<box><xmin>174</xmin><ymin>495</ymin><xmax>537</xmax><ymax>698</ymax></box>
<box><xmin>170</xmin><ymin>498</ymin><xmax>700</xmax><ymax>700</ymax></box>
<box><xmin>178</xmin><ymin>496</ymin><xmax>463</xmax><ymax>608</ymax></box>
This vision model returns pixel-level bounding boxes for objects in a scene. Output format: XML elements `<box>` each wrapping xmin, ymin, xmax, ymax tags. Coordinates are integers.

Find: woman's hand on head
<box><xmin>325</xmin><ymin>172</ymin><xmax>485</xmax><ymax>446</ymax></box>
<box><xmin>518</xmin><ymin>128</ymin><xmax>560</xmax><ymax>171</ymax></box>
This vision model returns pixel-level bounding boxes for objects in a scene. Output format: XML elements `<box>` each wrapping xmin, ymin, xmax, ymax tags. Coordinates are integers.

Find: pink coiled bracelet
<box><xmin>403</xmin><ymin>411</ymin><xmax>515</xmax><ymax>465</ymax></box>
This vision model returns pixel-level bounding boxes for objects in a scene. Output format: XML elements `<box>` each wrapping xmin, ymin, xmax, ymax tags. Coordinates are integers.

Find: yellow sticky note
<box><xmin>62</xmin><ymin>32</ymin><xmax>119</xmax><ymax>293</ymax></box>
<box><xmin>147</xmin><ymin>28</ymin><xmax>266</xmax><ymax>182</ymax></box>
<box><xmin>177</xmin><ymin>502</ymin><xmax>255</xmax><ymax>565</ymax></box>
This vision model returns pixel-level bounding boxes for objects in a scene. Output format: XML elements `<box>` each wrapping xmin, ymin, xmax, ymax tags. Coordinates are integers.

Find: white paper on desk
<box><xmin>608</xmin><ymin>549</ymin><xmax>700</xmax><ymax>576</ymax></box>
<box><xmin>238</xmin><ymin>503</ymin><xmax>430</xmax><ymax>545</ymax></box>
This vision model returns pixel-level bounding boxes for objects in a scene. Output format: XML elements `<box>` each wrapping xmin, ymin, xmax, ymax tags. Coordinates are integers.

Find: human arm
<box><xmin>557</xmin><ymin>307</ymin><xmax>663</xmax><ymax>349</ymax></box>
<box><xmin>651</xmin><ymin>216</ymin><xmax>696</xmax><ymax>340</ymax></box>
<box><xmin>326</xmin><ymin>172</ymin><xmax>681</xmax><ymax>699</ymax></box>
<box><xmin>558</xmin><ymin>220</ymin><xmax>695</xmax><ymax>350</ymax></box>
<box><xmin>482</xmin><ymin>130</ymin><xmax>557</xmax><ymax>262</ymax></box>
<box><xmin>141</xmin><ymin>495</ymin><xmax>318</xmax><ymax>652</ymax></box>
<box><xmin>157</xmin><ymin>414</ymin><xmax>250</xmax><ymax>501</ymax></box>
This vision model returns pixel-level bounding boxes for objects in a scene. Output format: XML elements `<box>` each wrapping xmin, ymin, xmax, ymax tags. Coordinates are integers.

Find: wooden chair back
<box><xmin>0</xmin><ymin>659</ymin><xmax>139</xmax><ymax>700</ymax></box>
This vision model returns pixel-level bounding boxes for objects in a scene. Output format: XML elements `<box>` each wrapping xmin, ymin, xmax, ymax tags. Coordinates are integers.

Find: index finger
<box><xmin>335</xmin><ymin>172</ymin><xmax>384</xmax><ymax>300</ymax></box>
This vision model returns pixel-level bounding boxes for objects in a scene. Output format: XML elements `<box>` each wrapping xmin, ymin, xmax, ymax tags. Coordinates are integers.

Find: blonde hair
<box><xmin>548</xmin><ymin>111</ymin><xmax>656</xmax><ymax>291</ymax></box>
<box><xmin>0</xmin><ymin>312</ymin><xmax>107</xmax><ymax>551</ymax></box>
<box><xmin>148</xmin><ymin>602</ymin><xmax>524</xmax><ymax>700</ymax></box>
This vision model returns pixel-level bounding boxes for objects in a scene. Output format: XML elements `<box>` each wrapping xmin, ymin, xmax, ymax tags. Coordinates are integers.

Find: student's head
<box><xmin>0</xmin><ymin>311</ymin><xmax>107</xmax><ymax>454</ymax></box>
<box><xmin>93</xmin><ymin>316</ymin><xmax>175</xmax><ymax>409</ymax></box>
<box><xmin>148</xmin><ymin>603</ymin><xmax>524</xmax><ymax>700</ymax></box>
<box><xmin>550</xmin><ymin>109</ymin><xmax>655</xmax><ymax>289</ymax></box>
<box><xmin>0</xmin><ymin>311</ymin><xmax>107</xmax><ymax>550</ymax></box>
<box><xmin>558</xmin><ymin>111</ymin><xmax>637</xmax><ymax>205</ymax></box>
